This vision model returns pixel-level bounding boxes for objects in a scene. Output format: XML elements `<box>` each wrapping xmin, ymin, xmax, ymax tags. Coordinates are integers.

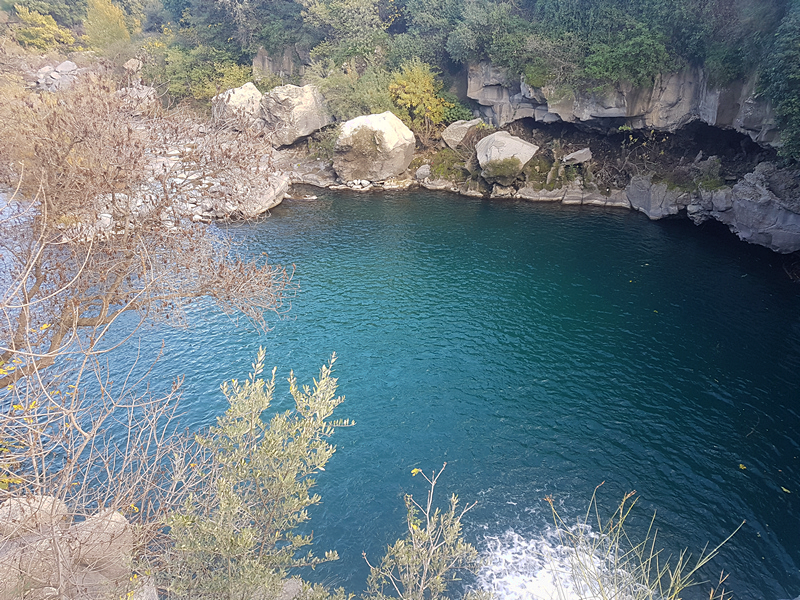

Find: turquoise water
<box><xmin>115</xmin><ymin>191</ymin><xmax>800</xmax><ymax>599</ymax></box>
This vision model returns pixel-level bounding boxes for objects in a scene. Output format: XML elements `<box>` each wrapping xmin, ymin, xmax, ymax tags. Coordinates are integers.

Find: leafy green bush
<box><xmin>305</xmin><ymin>58</ymin><xmax>398</xmax><ymax>121</ymax></box>
<box><xmin>145</xmin><ymin>42</ymin><xmax>253</xmax><ymax>102</ymax></box>
<box><xmin>440</xmin><ymin>91</ymin><xmax>473</xmax><ymax>124</ymax></box>
<box><xmin>761</xmin><ymin>2</ymin><xmax>800</xmax><ymax>163</ymax></box>
<box><xmin>583</xmin><ymin>22</ymin><xmax>669</xmax><ymax>88</ymax></box>
<box><xmin>481</xmin><ymin>156</ymin><xmax>522</xmax><ymax>184</ymax></box>
<box><xmin>163</xmin><ymin>351</ymin><xmax>350</xmax><ymax>599</ymax></box>
<box><xmin>84</xmin><ymin>0</ymin><xmax>131</xmax><ymax>50</ymax></box>
<box><xmin>11</xmin><ymin>0</ymin><xmax>86</xmax><ymax>27</ymax></box>
<box><xmin>522</xmin><ymin>154</ymin><xmax>553</xmax><ymax>186</ymax></box>
<box><xmin>430</xmin><ymin>148</ymin><xmax>468</xmax><ymax>180</ymax></box>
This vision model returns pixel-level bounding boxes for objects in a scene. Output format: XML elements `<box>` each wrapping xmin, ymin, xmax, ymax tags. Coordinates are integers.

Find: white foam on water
<box><xmin>477</xmin><ymin>528</ymin><xmax>646</xmax><ymax>600</ymax></box>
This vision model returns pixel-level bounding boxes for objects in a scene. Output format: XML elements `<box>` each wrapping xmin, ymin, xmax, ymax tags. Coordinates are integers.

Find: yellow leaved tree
<box><xmin>12</xmin><ymin>5</ymin><xmax>75</xmax><ymax>50</ymax></box>
<box><xmin>84</xmin><ymin>0</ymin><xmax>130</xmax><ymax>50</ymax></box>
<box><xmin>389</xmin><ymin>58</ymin><xmax>452</xmax><ymax>146</ymax></box>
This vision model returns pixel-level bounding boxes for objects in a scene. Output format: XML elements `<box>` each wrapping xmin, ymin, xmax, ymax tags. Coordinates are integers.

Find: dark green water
<box><xmin>118</xmin><ymin>191</ymin><xmax>800</xmax><ymax>599</ymax></box>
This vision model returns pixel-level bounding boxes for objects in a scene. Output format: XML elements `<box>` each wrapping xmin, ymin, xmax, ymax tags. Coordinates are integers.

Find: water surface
<box><xmin>114</xmin><ymin>191</ymin><xmax>800</xmax><ymax>599</ymax></box>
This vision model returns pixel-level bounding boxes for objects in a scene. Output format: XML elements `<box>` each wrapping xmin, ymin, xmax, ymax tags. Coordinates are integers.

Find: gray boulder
<box><xmin>212</xmin><ymin>82</ymin><xmax>263</xmax><ymax>127</ymax></box>
<box><xmin>333</xmin><ymin>112</ymin><xmax>416</xmax><ymax>182</ymax></box>
<box><xmin>625</xmin><ymin>176</ymin><xmax>686</xmax><ymax>220</ymax></box>
<box><xmin>68</xmin><ymin>509</ymin><xmax>132</xmax><ymax>581</ymax></box>
<box><xmin>238</xmin><ymin>174</ymin><xmax>290</xmax><ymax>219</ymax></box>
<box><xmin>415</xmin><ymin>164</ymin><xmax>431</xmax><ymax>180</ymax></box>
<box><xmin>37</xmin><ymin>61</ymin><xmax>81</xmax><ymax>92</ymax></box>
<box><xmin>261</xmin><ymin>84</ymin><xmax>332</xmax><ymax>147</ymax></box>
<box><xmin>562</xmin><ymin>148</ymin><xmax>592</xmax><ymax>165</ymax></box>
<box><xmin>441</xmin><ymin>118</ymin><xmax>483</xmax><ymax>150</ymax></box>
<box><xmin>0</xmin><ymin>496</ymin><xmax>68</xmax><ymax>537</ymax></box>
<box><xmin>475</xmin><ymin>131</ymin><xmax>539</xmax><ymax>185</ymax></box>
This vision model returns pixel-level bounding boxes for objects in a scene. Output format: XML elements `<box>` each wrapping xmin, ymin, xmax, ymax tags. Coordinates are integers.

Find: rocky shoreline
<box><xmin>23</xmin><ymin>60</ymin><xmax>799</xmax><ymax>255</ymax></box>
<box><xmin>207</xmin><ymin>76</ymin><xmax>800</xmax><ymax>255</ymax></box>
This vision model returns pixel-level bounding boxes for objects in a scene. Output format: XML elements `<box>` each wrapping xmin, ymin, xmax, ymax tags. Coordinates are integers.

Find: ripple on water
<box><xmin>101</xmin><ymin>191</ymin><xmax>800</xmax><ymax>599</ymax></box>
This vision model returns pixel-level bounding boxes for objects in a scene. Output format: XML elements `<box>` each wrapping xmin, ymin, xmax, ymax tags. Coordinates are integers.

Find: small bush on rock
<box><xmin>482</xmin><ymin>157</ymin><xmax>522</xmax><ymax>184</ymax></box>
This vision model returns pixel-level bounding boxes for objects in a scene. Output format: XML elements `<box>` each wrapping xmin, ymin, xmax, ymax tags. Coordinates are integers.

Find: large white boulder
<box><xmin>212</xmin><ymin>82</ymin><xmax>263</xmax><ymax>126</ymax></box>
<box><xmin>475</xmin><ymin>131</ymin><xmax>539</xmax><ymax>185</ymax></box>
<box><xmin>261</xmin><ymin>84</ymin><xmax>332</xmax><ymax>147</ymax></box>
<box><xmin>333</xmin><ymin>112</ymin><xmax>416</xmax><ymax>182</ymax></box>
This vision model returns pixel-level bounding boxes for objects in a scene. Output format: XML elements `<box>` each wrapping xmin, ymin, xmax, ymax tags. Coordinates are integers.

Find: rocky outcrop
<box><xmin>441</xmin><ymin>118</ymin><xmax>483</xmax><ymax>149</ymax></box>
<box><xmin>685</xmin><ymin>163</ymin><xmax>800</xmax><ymax>253</ymax></box>
<box><xmin>212</xmin><ymin>82</ymin><xmax>263</xmax><ymax>127</ymax></box>
<box><xmin>253</xmin><ymin>46</ymin><xmax>306</xmax><ymax>79</ymax></box>
<box><xmin>622</xmin><ymin>163</ymin><xmax>800</xmax><ymax>253</ymax></box>
<box><xmin>238</xmin><ymin>174</ymin><xmax>290</xmax><ymax>218</ymax></box>
<box><xmin>0</xmin><ymin>497</ymin><xmax>154</xmax><ymax>600</ymax></box>
<box><xmin>626</xmin><ymin>175</ymin><xmax>688</xmax><ymax>220</ymax></box>
<box><xmin>261</xmin><ymin>84</ymin><xmax>332</xmax><ymax>147</ymax></box>
<box><xmin>475</xmin><ymin>131</ymin><xmax>539</xmax><ymax>185</ymax></box>
<box><xmin>467</xmin><ymin>63</ymin><xmax>540</xmax><ymax>127</ymax></box>
<box><xmin>467</xmin><ymin>61</ymin><xmax>779</xmax><ymax>145</ymax></box>
<box><xmin>333</xmin><ymin>112</ymin><xmax>416</xmax><ymax>182</ymax></box>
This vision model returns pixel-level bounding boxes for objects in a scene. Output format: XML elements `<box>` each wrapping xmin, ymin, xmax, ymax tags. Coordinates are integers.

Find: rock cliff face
<box><xmin>467</xmin><ymin>62</ymin><xmax>779</xmax><ymax>145</ymax></box>
<box><xmin>625</xmin><ymin>164</ymin><xmax>800</xmax><ymax>253</ymax></box>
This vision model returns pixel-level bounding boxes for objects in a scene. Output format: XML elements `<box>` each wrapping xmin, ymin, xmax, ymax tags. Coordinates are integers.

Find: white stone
<box><xmin>261</xmin><ymin>84</ymin><xmax>332</xmax><ymax>147</ymax></box>
<box><xmin>333</xmin><ymin>112</ymin><xmax>416</xmax><ymax>182</ymax></box>
<box><xmin>475</xmin><ymin>132</ymin><xmax>539</xmax><ymax>170</ymax></box>
<box><xmin>68</xmin><ymin>509</ymin><xmax>132</xmax><ymax>582</ymax></box>
<box><xmin>441</xmin><ymin>118</ymin><xmax>483</xmax><ymax>149</ymax></box>
<box><xmin>55</xmin><ymin>61</ymin><xmax>78</xmax><ymax>74</ymax></box>
<box><xmin>562</xmin><ymin>148</ymin><xmax>592</xmax><ymax>165</ymax></box>
<box><xmin>0</xmin><ymin>497</ymin><xmax>68</xmax><ymax>538</ymax></box>
<box><xmin>212</xmin><ymin>82</ymin><xmax>263</xmax><ymax>126</ymax></box>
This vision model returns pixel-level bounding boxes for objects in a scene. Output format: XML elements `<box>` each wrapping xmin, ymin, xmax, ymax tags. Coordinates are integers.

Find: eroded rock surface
<box><xmin>333</xmin><ymin>112</ymin><xmax>415</xmax><ymax>182</ymax></box>
<box><xmin>212</xmin><ymin>82</ymin><xmax>263</xmax><ymax>127</ymax></box>
<box><xmin>261</xmin><ymin>84</ymin><xmax>332</xmax><ymax>147</ymax></box>
<box><xmin>441</xmin><ymin>118</ymin><xmax>483</xmax><ymax>149</ymax></box>
<box><xmin>467</xmin><ymin>61</ymin><xmax>779</xmax><ymax>145</ymax></box>
<box><xmin>476</xmin><ymin>131</ymin><xmax>539</xmax><ymax>185</ymax></box>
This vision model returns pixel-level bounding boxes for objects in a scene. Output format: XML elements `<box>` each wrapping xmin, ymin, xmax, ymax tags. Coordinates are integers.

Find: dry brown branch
<box><xmin>0</xmin><ymin>75</ymin><xmax>295</xmax><ymax>389</ymax></box>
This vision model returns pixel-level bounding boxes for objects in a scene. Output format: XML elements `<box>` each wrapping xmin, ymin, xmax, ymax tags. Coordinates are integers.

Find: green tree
<box><xmin>11</xmin><ymin>0</ymin><xmax>87</xmax><ymax>27</ymax></box>
<box><xmin>762</xmin><ymin>0</ymin><xmax>800</xmax><ymax>162</ymax></box>
<box><xmin>583</xmin><ymin>22</ymin><xmax>670</xmax><ymax>87</ymax></box>
<box><xmin>300</xmin><ymin>0</ymin><xmax>387</xmax><ymax>61</ymax></box>
<box><xmin>163</xmin><ymin>351</ymin><xmax>351</xmax><ymax>599</ymax></box>
<box><xmin>12</xmin><ymin>4</ymin><xmax>74</xmax><ymax>50</ymax></box>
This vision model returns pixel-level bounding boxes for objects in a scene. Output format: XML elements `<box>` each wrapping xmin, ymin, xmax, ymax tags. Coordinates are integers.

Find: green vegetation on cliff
<box><xmin>1</xmin><ymin>0</ymin><xmax>797</xmax><ymax>154</ymax></box>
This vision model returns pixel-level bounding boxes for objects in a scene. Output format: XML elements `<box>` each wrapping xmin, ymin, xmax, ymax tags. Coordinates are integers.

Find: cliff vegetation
<box><xmin>1</xmin><ymin>0</ymin><xmax>798</xmax><ymax>159</ymax></box>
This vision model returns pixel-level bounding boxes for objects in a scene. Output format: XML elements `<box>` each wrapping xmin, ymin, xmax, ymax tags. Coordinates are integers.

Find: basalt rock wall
<box><xmin>467</xmin><ymin>62</ymin><xmax>779</xmax><ymax>146</ymax></box>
